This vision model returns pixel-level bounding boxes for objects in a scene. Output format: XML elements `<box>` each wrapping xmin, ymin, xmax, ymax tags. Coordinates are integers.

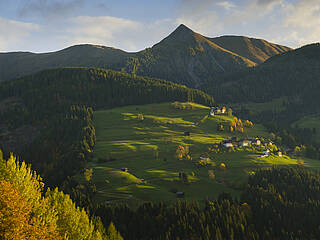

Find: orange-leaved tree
<box><xmin>0</xmin><ymin>180</ymin><xmax>61</xmax><ymax>240</ymax></box>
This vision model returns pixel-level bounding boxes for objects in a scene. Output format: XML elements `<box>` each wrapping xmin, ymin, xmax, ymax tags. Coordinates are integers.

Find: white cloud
<box><xmin>66</xmin><ymin>16</ymin><xmax>142</xmax><ymax>49</ymax></box>
<box><xmin>176</xmin><ymin>14</ymin><xmax>220</xmax><ymax>36</ymax></box>
<box><xmin>63</xmin><ymin>16</ymin><xmax>175</xmax><ymax>51</ymax></box>
<box><xmin>175</xmin><ymin>0</ymin><xmax>319</xmax><ymax>48</ymax></box>
<box><xmin>175</xmin><ymin>0</ymin><xmax>284</xmax><ymax>38</ymax></box>
<box><xmin>0</xmin><ymin>0</ymin><xmax>319</xmax><ymax>53</ymax></box>
<box><xmin>0</xmin><ymin>14</ymin><xmax>176</xmax><ymax>52</ymax></box>
<box><xmin>256</xmin><ymin>0</ymin><xmax>284</xmax><ymax>9</ymax></box>
<box><xmin>176</xmin><ymin>0</ymin><xmax>221</xmax><ymax>35</ymax></box>
<box><xmin>0</xmin><ymin>17</ymin><xmax>40</xmax><ymax>51</ymax></box>
<box><xmin>216</xmin><ymin>1</ymin><xmax>236</xmax><ymax>10</ymax></box>
<box><xmin>284</xmin><ymin>0</ymin><xmax>320</xmax><ymax>28</ymax></box>
<box><xmin>280</xmin><ymin>0</ymin><xmax>320</xmax><ymax>46</ymax></box>
<box><xmin>44</xmin><ymin>1</ymin><xmax>319</xmax><ymax>51</ymax></box>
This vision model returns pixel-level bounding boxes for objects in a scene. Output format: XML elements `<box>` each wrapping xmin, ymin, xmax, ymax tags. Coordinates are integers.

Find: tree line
<box><xmin>92</xmin><ymin>166</ymin><xmax>320</xmax><ymax>240</ymax></box>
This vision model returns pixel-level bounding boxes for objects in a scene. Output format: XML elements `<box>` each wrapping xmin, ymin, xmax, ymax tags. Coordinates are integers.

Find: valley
<box><xmin>0</xmin><ymin>13</ymin><xmax>319</xmax><ymax>238</ymax></box>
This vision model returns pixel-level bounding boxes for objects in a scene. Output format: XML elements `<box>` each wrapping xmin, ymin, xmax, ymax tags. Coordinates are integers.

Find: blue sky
<box><xmin>0</xmin><ymin>0</ymin><xmax>319</xmax><ymax>52</ymax></box>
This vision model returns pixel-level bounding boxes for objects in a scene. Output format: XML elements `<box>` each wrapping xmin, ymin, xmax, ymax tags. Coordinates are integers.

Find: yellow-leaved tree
<box><xmin>0</xmin><ymin>153</ymin><xmax>58</xmax><ymax>237</ymax></box>
<box><xmin>45</xmin><ymin>188</ymin><xmax>100</xmax><ymax>240</ymax></box>
<box><xmin>0</xmin><ymin>180</ymin><xmax>61</xmax><ymax>240</ymax></box>
<box><xmin>0</xmin><ymin>150</ymin><xmax>110</xmax><ymax>240</ymax></box>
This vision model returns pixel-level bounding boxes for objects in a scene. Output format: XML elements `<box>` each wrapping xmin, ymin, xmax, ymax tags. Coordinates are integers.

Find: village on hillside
<box><xmin>208</xmin><ymin>105</ymin><xmax>283</xmax><ymax>158</ymax></box>
<box><xmin>220</xmin><ymin>137</ymin><xmax>282</xmax><ymax>157</ymax></box>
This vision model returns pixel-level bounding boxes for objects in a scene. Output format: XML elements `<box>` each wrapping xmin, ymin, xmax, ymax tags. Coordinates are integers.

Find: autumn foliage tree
<box><xmin>229</xmin><ymin>117</ymin><xmax>253</xmax><ymax>133</ymax></box>
<box><xmin>0</xmin><ymin>151</ymin><xmax>109</xmax><ymax>240</ymax></box>
<box><xmin>0</xmin><ymin>180</ymin><xmax>60</xmax><ymax>240</ymax></box>
<box><xmin>245</xmin><ymin>120</ymin><xmax>254</xmax><ymax>128</ymax></box>
<box><xmin>106</xmin><ymin>222</ymin><xmax>123</xmax><ymax>240</ymax></box>
<box><xmin>175</xmin><ymin>145</ymin><xmax>191</xmax><ymax>160</ymax></box>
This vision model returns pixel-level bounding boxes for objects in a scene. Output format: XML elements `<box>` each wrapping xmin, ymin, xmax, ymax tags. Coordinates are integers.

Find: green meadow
<box><xmin>79</xmin><ymin>102</ymin><xmax>318</xmax><ymax>204</ymax></box>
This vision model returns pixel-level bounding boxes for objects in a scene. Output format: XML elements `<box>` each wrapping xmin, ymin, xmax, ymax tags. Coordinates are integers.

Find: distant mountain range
<box><xmin>0</xmin><ymin>24</ymin><xmax>291</xmax><ymax>87</ymax></box>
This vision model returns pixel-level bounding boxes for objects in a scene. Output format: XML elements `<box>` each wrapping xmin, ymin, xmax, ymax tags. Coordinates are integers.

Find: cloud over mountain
<box><xmin>0</xmin><ymin>0</ymin><xmax>318</xmax><ymax>52</ymax></box>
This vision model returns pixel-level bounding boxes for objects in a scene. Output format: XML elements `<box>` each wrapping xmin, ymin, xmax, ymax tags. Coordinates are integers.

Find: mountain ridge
<box><xmin>209</xmin><ymin>35</ymin><xmax>292</xmax><ymax>63</ymax></box>
<box><xmin>0</xmin><ymin>24</ymin><xmax>291</xmax><ymax>87</ymax></box>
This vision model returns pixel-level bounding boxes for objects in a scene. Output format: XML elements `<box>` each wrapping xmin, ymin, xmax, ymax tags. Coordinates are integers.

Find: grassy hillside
<box><xmin>81</xmin><ymin>102</ymin><xmax>318</xmax><ymax>204</ymax></box>
<box><xmin>210</xmin><ymin>35</ymin><xmax>291</xmax><ymax>64</ymax></box>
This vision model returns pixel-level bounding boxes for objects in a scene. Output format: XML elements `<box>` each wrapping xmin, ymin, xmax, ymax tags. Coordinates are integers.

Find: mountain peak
<box><xmin>175</xmin><ymin>24</ymin><xmax>193</xmax><ymax>33</ymax></box>
<box><xmin>160</xmin><ymin>24</ymin><xmax>195</xmax><ymax>43</ymax></box>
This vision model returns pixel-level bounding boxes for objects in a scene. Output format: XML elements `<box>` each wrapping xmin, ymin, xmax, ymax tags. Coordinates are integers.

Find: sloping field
<box><xmin>82</xmin><ymin>102</ymin><xmax>317</xmax><ymax>204</ymax></box>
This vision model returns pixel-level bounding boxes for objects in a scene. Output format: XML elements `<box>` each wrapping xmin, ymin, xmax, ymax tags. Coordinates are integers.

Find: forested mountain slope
<box><xmin>208</xmin><ymin>43</ymin><xmax>320</xmax><ymax>113</ymax></box>
<box><xmin>130</xmin><ymin>24</ymin><xmax>256</xmax><ymax>87</ymax></box>
<box><xmin>0</xmin><ymin>45</ymin><xmax>131</xmax><ymax>81</ymax></box>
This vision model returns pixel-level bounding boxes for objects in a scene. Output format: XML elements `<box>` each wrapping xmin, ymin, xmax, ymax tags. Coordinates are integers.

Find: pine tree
<box><xmin>106</xmin><ymin>222</ymin><xmax>123</xmax><ymax>240</ymax></box>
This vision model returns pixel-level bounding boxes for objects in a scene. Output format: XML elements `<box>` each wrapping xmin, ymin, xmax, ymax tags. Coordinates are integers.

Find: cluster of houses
<box><xmin>210</xmin><ymin>106</ymin><xmax>227</xmax><ymax>116</ymax></box>
<box><xmin>221</xmin><ymin>137</ymin><xmax>282</xmax><ymax>157</ymax></box>
<box><xmin>222</xmin><ymin>137</ymin><xmax>262</xmax><ymax>148</ymax></box>
<box><xmin>260</xmin><ymin>148</ymin><xmax>282</xmax><ymax>157</ymax></box>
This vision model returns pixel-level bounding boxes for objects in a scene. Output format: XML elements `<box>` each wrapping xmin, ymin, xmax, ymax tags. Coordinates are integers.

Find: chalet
<box><xmin>210</xmin><ymin>106</ymin><xmax>226</xmax><ymax>116</ymax></box>
<box><xmin>223</xmin><ymin>142</ymin><xmax>233</xmax><ymax>148</ymax></box>
<box><xmin>239</xmin><ymin>140</ymin><xmax>249</xmax><ymax>147</ymax></box>
<box><xmin>252</xmin><ymin>138</ymin><xmax>261</xmax><ymax>146</ymax></box>
<box><xmin>210</xmin><ymin>107</ymin><xmax>217</xmax><ymax>116</ymax></box>
<box><xmin>262</xmin><ymin>149</ymin><xmax>270</xmax><ymax>156</ymax></box>
<box><xmin>121</xmin><ymin>168</ymin><xmax>128</xmax><ymax>172</ymax></box>
<box><xmin>176</xmin><ymin>192</ymin><xmax>185</xmax><ymax>198</ymax></box>
<box><xmin>221</xmin><ymin>137</ymin><xmax>263</xmax><ymax>149</ymax></box>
